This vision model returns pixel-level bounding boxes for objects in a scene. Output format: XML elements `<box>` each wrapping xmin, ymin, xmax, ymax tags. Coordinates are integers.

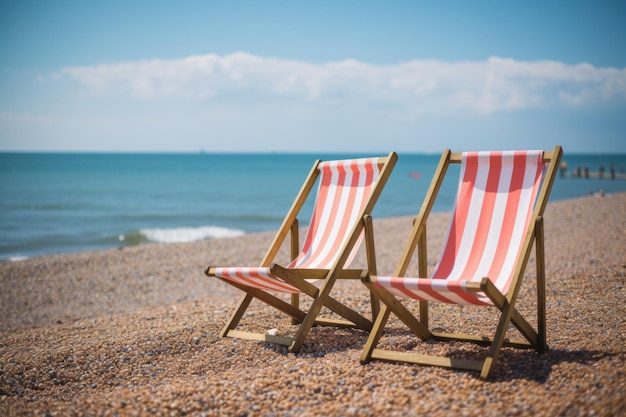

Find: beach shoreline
<box><xmin>1</xmin><ymin>193</ymin><xmax>625</xmax><ymax>416</ymax></box>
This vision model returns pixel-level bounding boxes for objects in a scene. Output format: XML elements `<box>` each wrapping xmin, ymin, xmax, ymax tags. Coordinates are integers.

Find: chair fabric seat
<box><xmin>213</xmin><ymin>157</ymin><xmax>382</xmax><ymax>294</ymax></box>
<box><xmin>373</xmin><ymin>150</ymin><xmax>545</xmax><ymax>306</ymax></box>
<box><xmin>373</xmin><ymin>276</ymin><xmax>491</xmax><ymax>305</ymax></box>
<box><xmin>212</xmin><ymin>267</ymin><xmax>306</xmax><ymax>293</ymax></box>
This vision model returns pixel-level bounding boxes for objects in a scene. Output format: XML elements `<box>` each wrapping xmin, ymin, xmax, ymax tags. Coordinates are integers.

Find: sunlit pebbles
<box><xmin>1</xmin><ymin>193</ymin><xmax>625</xmax><ymax>416</ymax></box>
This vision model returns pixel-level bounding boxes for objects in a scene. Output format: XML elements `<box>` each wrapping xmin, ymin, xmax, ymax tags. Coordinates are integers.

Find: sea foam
<box><xmin>139</xmin><ymin>226</ymin><xmax>245</xmax><ymax>244</ymax></box>
<box><xmin>8</xmin><ymin>255</ymin><xmax>29</xmax><ymax>262</ymax></box>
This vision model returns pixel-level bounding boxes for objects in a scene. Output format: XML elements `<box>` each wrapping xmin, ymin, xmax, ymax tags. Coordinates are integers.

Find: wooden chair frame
<box><xmin>360</xmin><ymin>146</ymin><xmax>562</xmax><ymax>379</ymax></box>
<box><xmin>206</xmin><ymin>152</ymin><xmax>397</xmax><ymax>353</ymax></box>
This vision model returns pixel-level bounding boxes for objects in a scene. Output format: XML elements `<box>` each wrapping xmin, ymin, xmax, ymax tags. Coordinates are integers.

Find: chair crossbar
<box><xmin>370</xmin><ymin>349</ymin><xmax>484</xmax><ymax>372</ymax></box>
<box><xmin>313</xmin><ymin>317</ymin><xmax>364</xmax><ymax>328</ymax></box>
<box><xmin>225</xmin><ymin>330</ymin><xmax>296</xmax><ymax>347</ymax></box>
<box><xmin>431</xmin><ymin>332</ymin><xmax>535</xmax><ymax>349</ymax></box>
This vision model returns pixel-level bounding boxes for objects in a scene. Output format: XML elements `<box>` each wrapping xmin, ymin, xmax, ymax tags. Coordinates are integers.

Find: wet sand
<box><xmin>1</xmin><ymin>193</ymin><xmax>625</xmax><ymax>416</ymax></box>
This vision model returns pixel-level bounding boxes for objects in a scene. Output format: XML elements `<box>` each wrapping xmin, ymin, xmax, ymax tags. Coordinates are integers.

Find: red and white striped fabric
<box><xmin>374</xmin><ymin>151</ymin><xmax>545</xmax><ymax>305</ymax></box>
<box><xmin>213</xmin><ymin>157</ymin><xmax>382</xmax><ymax>293</ymax></box>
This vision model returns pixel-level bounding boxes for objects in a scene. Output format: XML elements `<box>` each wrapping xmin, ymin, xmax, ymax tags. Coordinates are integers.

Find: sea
<box><xmin>1</xmin><ymin>152</ymin><xmax>625</xmax><ymax>262</ymax></box>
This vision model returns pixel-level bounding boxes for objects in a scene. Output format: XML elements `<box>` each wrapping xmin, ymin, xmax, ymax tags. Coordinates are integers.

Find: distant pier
<box><xmin>560</xmin><ymin>162</ymin><xmax>626</xmax><ymax>180</ymax></box>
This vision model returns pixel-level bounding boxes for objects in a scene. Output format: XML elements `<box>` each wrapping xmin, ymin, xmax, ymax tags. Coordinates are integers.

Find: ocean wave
<box><xmin>6</xmin><ymin>255</ymin><xmax>29</xmax><ymax>262</ymax></box>
<box><xmin>116</xmin><ymin>212</ymin><xmax>285</xmax><ymax>223</ymax></box>
<box><xmin>133</xmin><ymin>226</ymin><xmax>245</xmax><ymax>244</ymax></box>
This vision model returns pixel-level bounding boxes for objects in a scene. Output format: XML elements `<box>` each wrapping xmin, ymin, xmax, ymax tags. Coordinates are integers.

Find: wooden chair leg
<box><xmin>290</xmin><ymin>293</ymin><xmax>300</xmax><ymax>325</ymax></box>
<box><xmin>361</xmin><ymin>304</ymin><xmax>392</xmax><ymax>363</ymax></box>
<box><xmin>535</xmin><ymin>217</ymin><xmax>548</xmax><ymax>352</ymax></box>
<box><xmin>370</xmin><ymin>293</ymin><xmax>380</xmax><ymax>321</ymax></box>
<box><xmin>290</xmin><ymin>219</ymin><xmax>300</xmax><ymax>325</ymax></box>
<box><xmin>288</xmin><ymin>272</ymin><xmax>369</xmax><ymax>353</ymax></box>
<box><xmin>221</xmin><ymin>293</ymin><xmax>254</xmax><ymax>337</ymax></box>
<box><xmin>417</xmin><ymin>226</ymin><xmax>429</xmax><ymax>328</ymax></box>
<box><xmin>322</xmin><ymin>295</ymin><xmax>373</xmax><ymax>330</ymax></box>
<box><xmin>373</xmin><ymin>285</ymin><xmax>432</xmax><ymax>340</ymax></box>
<box><xmin>289</xmin><ymin>294</ymin><xmax>327</xmax><ymax>353</ymax></box>
<box><xmin>480</xmin><ymin>303</ymin><xmax>515</xmax><ymax>379</ymax></box>
<box><xmin>364</xmin><ymin>214</ymin><xmax>380</xmax><ymax>320</ymax></box>
<box><xmin>219</xmin><ymin>278</ymin><xmax>309</xmax><ymax>340</ymax></box>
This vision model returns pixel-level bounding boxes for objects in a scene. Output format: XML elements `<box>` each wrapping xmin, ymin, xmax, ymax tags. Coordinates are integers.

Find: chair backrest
<box><xmin>288</xmin><ymin>157</ymin><xmax>383</xmax><ymax>269</ymax></box>
<box><xmin>431</xmin><ymin>151</ymin><xmax>546</xmax><ymax>295</ymax></box>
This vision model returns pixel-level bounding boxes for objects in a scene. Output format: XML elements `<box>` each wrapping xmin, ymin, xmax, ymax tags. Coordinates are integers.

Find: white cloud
<box><xmin>60</xmin><ymin>53</ymin><xmax>626</xmax><ymax>116</ymax></box>
<box><xmin>5</xmin><ymin>53</ymin><xmax>624</xmax><ymax>153</ymax></box>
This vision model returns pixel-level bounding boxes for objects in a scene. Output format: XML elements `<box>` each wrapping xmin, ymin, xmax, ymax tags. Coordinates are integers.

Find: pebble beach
<box><xmin>1</xmin><ymin>193</ymin><xmax>625</xmax><ymax>416</ymax></box>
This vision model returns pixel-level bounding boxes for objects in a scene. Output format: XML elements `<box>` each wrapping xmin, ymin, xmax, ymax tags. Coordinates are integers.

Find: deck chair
<box><xmin>361</xmin><ymin>146</ymin><xmax>562</xmax><ymax>379</ymax></box>
<box><xmin>205</xmin><ymin>152</ymin><xmax>397</xmax><ymax>353</ymax></box>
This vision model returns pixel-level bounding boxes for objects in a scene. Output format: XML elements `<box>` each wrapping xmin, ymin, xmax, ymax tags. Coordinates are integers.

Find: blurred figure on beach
<box><xmin>610</xmin><ymin>163</ymin><xmax>615</xmax><ymax>180</ymax></box>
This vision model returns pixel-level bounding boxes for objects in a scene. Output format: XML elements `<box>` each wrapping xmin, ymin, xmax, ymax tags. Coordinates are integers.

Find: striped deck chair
<box><xmin>206</xmin><ymin>152</ymin><xmax>397</xmax><ymax>353</ymax></box>
<box><xmin>361</xmin><ymin>146</ymin><xmax>562</xmax><ymax>379</ymax></box>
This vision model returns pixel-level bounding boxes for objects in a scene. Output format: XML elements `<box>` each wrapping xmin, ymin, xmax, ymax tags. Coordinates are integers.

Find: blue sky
<box><xmin>1</xmin><ymin>1</ymin><xmax>625</xmax><ymax>153</ymax></box>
